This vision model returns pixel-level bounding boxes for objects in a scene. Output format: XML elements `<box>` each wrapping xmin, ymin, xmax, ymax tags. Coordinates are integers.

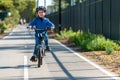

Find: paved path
<box><xmin>0</xmin><ymin>25</ymin><xmax>119</xmax><ymax>80</ymax></box>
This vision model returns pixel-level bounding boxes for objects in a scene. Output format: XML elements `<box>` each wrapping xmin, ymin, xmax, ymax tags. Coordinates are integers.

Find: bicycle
<box><xmin>27</xmin><ymin>26</ymin><xmax>54</xmax><ymax>68</ymax></box>
<box><xmin>35</xmin><ymin>29</ymin><xmax>47</xmax><ymax>67</ymax></box>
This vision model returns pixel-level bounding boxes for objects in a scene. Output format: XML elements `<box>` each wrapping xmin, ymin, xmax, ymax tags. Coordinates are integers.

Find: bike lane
<box><xmin>0</xmin><ymin>25</ymin><xmax>120</xmax><ymax>80</ymax></box>
<box><xmin>0</xmin><ymin>25</ymin><xmax>28</xmax><ymax>80</ymax></box>
<box><xmin>0</xmin><ymin>25</ymin><xmax>52</xmax><ymax>80</ymax></box>
<box><xmin>44</xmin><ymin>39</ymin><xmax>120</xmax><ymax>80</ymax></box>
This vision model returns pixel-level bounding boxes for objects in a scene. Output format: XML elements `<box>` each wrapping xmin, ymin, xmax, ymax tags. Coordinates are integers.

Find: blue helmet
<box><xmin>36</xmin><ymin>6</ymin><xmax>46</xmax><ymax>12</ymax></box>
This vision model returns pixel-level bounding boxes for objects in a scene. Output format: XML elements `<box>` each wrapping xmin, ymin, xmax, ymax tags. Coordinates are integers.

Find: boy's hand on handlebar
<box><xmin>50</xmin><ymin>27</ymin><xmax>54</xmax><ymax>33</ymax></box>
<box><xmin>27</xmin><ymin>26</ymin><xmax>30</xmax><ymax>29</ymax></box>
<box><xmin>27</xmin><ymin>26</ymin><xmax>35</xmax><ymax>30</ymax></box>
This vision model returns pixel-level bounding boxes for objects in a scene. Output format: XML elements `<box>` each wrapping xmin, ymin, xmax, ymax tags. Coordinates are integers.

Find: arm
<box><xmin>27</xmin><ymin>18</ymin><xmax>36</xmax><ymax>29</ymax></box>
<box><xmin>46</xmin><ymin>19</ymin><xmax>55</xmax><ymax>31</ymax></box>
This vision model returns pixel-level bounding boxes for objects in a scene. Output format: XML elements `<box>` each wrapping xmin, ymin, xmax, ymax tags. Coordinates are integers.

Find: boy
<box><xmin>27</xmin><ymin>6</ymin><xmax>55</xmax><ymax>62</ymax></box>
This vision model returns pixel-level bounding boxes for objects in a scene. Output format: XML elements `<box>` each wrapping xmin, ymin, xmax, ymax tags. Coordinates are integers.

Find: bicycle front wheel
<box><xmin>38</xmin><ymin>47</ymin><xmax>43</xmax><ymax>67</ymax></box>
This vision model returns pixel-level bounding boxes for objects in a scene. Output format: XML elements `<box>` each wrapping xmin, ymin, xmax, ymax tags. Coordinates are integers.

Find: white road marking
<box><xmin>24</xmin><ymin>56</ymin><xmax>28</xmax><ymax>80</ymax></box>
<box><xmin>53</xmin><ymin>39</ymin><xmax>120</xmax><ymax>80</ymax></box>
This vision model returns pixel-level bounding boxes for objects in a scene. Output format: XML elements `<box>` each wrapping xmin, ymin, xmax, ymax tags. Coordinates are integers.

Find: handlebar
<box><xmin>35</xmin><ymin>29</ymin><xmax>47</xmax><ymax>33</ymax></box>
<box><xmin>27</xmin><ymin>26</ymin><xmax>54</xmax><ymax>33</ymax></box>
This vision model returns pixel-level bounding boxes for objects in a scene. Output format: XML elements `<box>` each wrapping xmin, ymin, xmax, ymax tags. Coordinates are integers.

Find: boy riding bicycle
<box><xmin>27</xmin><ymin>6</ymin><xmax>55</xmax><ymax>62</ymax></box>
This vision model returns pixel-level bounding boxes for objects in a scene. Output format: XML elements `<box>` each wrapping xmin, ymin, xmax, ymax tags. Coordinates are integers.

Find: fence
<box><xmin>47</xmin><ymin>0</ymin><xmax>120</xmax><ymax>40</ymax></box>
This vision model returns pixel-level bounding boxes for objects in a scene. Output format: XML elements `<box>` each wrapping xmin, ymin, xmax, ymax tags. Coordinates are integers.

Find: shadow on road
<box><xmin>0</xmin><ymin>65</ymin><xmax>30</xmax><ymax>69</ymax></box>
<box><xmin>46</xmin><ymin>42</ymin><xmax>117</xmax><ymax>80</ymax></box>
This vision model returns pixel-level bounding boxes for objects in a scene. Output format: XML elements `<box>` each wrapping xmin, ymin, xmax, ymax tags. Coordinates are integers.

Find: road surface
<box><xmin>0</xmin><ymin>25</ymin><xmax>119</xmax><ymax>80</ymax></box>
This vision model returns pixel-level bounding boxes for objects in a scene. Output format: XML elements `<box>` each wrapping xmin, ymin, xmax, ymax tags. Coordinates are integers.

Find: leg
<box><xmin>43</xmin><ymin>33</ymin><xmax>48</xmax><ymax>46</ymax></box>
<box><xmin>43</xmin><ymin>33</ymin><xmax>51</xmax><ymax>51</ymax></box>
<box><xmin>33</xmin><ymin>36</ymin><xmax>40</xmax><ymax>55</ymax></box>
<box><xmin>30</xmin><ymin>36</ymin><xmax>40</xmax><ymax>62</ymax></box>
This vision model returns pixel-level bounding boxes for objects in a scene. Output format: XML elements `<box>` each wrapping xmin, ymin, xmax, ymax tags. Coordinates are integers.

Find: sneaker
<box><xmin>46</xmin><ymin>46</ymin><xmax>51</xmax><ymax>51</ymax></box>
<box><xmin>30</xmin><ymin>56</ymin><xmax>37</xmax><ymax>62</ymax></box>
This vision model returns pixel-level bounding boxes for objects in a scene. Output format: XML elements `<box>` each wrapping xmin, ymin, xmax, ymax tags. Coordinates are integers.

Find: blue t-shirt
<box><xmin>28</xmin><ymin>17</ymin><xmax>54</xmax><ymax>30</ymax></box>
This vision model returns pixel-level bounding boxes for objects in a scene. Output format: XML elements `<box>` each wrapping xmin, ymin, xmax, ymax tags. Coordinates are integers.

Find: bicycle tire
<box><xmin>40</xmin><ymin>47</ymin><xmax>43</xmax><ymax>65</ymax></box>
<box><xmin>38</xmin><ymin>48</ymin><xmax>41</xmax><ymax>67</ymax></box>
<box><xmin>42</xmin><ymin>48</ymin><xmax>45</xmax><ymax>56</ymax></box>
<box><xmin>38</xmin><ymin>47</ymin><xmax>43</xmax><ymax>67</ymax></box>
<box><xmin>41</xmin><ymin>41</ymin><xmax>46</xmax><ymax>56</ymax></box>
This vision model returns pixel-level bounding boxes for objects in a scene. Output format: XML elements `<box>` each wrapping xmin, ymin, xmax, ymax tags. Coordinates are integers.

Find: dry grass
<box><xmin>82</xmin><ymin>51</ymin><xmax>120</xmax><ymax>76</ymax></box>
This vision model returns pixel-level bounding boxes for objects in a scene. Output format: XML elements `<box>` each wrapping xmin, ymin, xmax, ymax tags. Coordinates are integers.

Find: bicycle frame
<box><xmin>37</xmin><ymin>33</ymin><xmax>46</xmax><ymax>56</ymax></box>
<box><xmin>36</xmin><ymin>29</ymin><xmax>47</xmax><ymax>67</ymax></box>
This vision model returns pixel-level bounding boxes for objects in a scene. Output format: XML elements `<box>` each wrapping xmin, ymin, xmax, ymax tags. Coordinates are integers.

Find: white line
<box><xmin>24</xmin><ymin>56</ymin><xmax>28</xmax><ymax>80</ymax></box>
<box><xmin>53</xmin><ymin>39</ymin><xmax>120</xmax><ymax>80</ymax></box>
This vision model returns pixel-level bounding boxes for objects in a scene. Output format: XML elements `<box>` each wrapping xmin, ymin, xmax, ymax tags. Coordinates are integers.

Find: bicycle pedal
<box><xmin>31</xmin><ymin>60</ymin><xmax>37</xmax><ymax>62</ymax></box>
<box><xmin>30</xmin><ymin>59</ymin><xmax>37</xmax><ymax>62</ymax></box>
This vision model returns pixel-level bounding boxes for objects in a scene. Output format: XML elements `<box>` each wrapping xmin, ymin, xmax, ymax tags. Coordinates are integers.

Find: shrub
<box><xmin>0</xmin><ymin>21</ymin><xmax>8</xmax><ymax>33</ymax></box>
<box><xmin>74</xmin><ymin>30</ymin><xmax>82</xmax><ymax>46</ymax></box>
<box><xmin>105</xmin><ymin>39</ymin><xmax>120</xmax><ymax>51</ymax></box>
<box><xmin>55</xmin><ymin>27</ymin><xmax>120</xmax><ymax>53</ymax></box>
<box><xmin>55</xmin><ymin>34</ymin><xmax>63</xmax><ymax>40</ymax></box>
<box><xmin>55</xmin><ymin>28</ymin><xmax>75</xmax><ymax>41</ymax></box>
<box><xmin>87</xmin><ymin>36</ymin><xmax>106</xmax><ymax>51</ymax></box>
<box><xmin>74</xmin><ymin>30</ymin><xmax>97</xmax><ymax>49</ymax></box>
<box><xmin>105</xmin><ymin>44</ymin><xmax>115</xmax><ymax>55</ymax></box>
<box><xmin>87</xmin><ymin>37</ymin><xmax>120</xmax><ymax>51</ymax></box>
<box><xmin>115</xmin><ymin>40</ymin><xmax>120</xmax><ymax>46</ymax></box>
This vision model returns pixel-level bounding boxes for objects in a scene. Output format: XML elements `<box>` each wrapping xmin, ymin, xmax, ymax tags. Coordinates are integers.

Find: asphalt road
<box><xmin>0</xmin><ymin>25</ymin><xmax>120</xmax><ymax>80</ymax></box>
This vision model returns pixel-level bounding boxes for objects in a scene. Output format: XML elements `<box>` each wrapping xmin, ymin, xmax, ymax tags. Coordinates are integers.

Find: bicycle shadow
<box><xmin>46</xmin><ymin>41</ymin><xmax>119</xmax><ymax>80</ymax></box>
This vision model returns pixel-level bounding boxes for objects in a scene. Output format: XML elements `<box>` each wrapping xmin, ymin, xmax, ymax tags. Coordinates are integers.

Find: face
<box><xmin>37</xmin><ymin>10</ymin><xmax>46</xmax><ymax>18</ymax></box>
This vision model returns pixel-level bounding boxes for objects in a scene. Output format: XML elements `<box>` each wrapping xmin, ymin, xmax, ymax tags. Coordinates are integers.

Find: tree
<box><xmin>52</xmin><ymin>0</ymin><xmax>70</xmax><ymax>12</ymax></box>
<box><xmin>0</xmin><ymin>0</ymin><xmax>35</xmax><ymax>26</ymax></box>
<box><xmin>0</xmin><ymin>0</ymin><xmax>14</xmax><ymax>11</ymax></box>
<box><xmin>12</xmin><ymin>0</ymin><xmax>27</xmax><ymax>13</ymax></box>
<box><xmin>0</xmin><ymin>0</ymin><xmax>20</xmax><ymax>26</ymax></box>
<box><xmin>20</xmin><ymin>0</ymin><xmax>35</xmax><ymax>22</ymax></box>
